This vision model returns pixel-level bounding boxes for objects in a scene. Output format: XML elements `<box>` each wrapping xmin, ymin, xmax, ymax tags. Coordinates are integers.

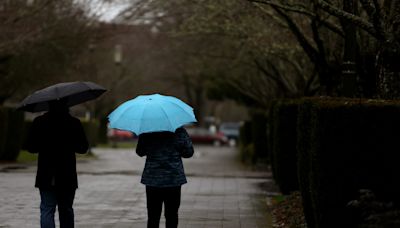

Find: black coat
<box><xmin>26</xmin><ymin>111</ymin><xmax>88</xmax><ymax>190</ymax></box>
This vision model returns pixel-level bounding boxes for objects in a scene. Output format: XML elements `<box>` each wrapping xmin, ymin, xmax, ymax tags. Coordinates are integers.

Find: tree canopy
<box><xmin>119</xmin><ymin>0</ymin><xmax>400</xmax><ymax>103</ymax></box>
<box><xmin>0</xmin><ymin>0</ymin><xmax>99</xmax><ymax>104</ymax></box>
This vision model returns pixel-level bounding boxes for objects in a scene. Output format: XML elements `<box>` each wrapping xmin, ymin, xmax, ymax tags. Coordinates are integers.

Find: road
<box><xmin>0</xmin><ymin>145</ymin><xmax>278</xmax><ymax>228</ymax></box>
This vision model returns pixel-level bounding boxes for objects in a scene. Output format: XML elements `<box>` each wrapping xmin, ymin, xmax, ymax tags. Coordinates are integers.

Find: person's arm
<box><xmin>136</xmin><ymin>136</ymin><xmax>147</xmax><ymax>157</ymax></box>
<box><xmin>177</xmin><ymin>128</ymin><xmax>194</xmax><ymax>158</ymax></box>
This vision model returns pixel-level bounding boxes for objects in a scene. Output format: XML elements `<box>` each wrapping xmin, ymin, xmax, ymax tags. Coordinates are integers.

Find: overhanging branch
<box><xmin>249</xmin><ymin>0</ymin><xmax>314</xmax><ymax>16</ymax></box>
<box><xmin>317</xmin><ymin>0</ymin><xmax>380</xmax><ymax>39</ymax></box>
<box><xmin>251</xmin><ymin>0</ymin><xmax>344</xmax><ymax>37</ymax></box>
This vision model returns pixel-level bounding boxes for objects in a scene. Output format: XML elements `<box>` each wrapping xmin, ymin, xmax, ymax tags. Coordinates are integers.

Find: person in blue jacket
<box><xmin>136</xmin><ymin>127</ymin><xmax>194</xmax><ymax>228</ymax></box>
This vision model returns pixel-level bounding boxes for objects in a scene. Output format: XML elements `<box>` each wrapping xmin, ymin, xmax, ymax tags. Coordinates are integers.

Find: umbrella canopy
<box><xmin>108</xmin><ymin>94</ymin><xmax>197</xmax><ymax>135</ymax></box>
<box><xmin>17</xmin><ymin>81</ymin><xmax>106</xmax><ymax>112</ymax></box>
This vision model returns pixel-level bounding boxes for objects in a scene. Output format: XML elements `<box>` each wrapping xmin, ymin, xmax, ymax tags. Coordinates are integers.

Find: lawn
<box><xmin>17</xmin><ymin>150</ymin><xmax>38</xmax><ymax>163</ymax></box>
<box><xmin>16</xmin><ymin>150</ymin><xmax>97</xmax><ymax>163</ymax></box>
<box><xmin>97</xmin><ymin>141</ymin><xmax>137</xmax><ymax>149</ymax></box>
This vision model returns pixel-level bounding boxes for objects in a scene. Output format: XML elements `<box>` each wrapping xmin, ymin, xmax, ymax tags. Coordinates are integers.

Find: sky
<box><xmin>78</xmin><ymin>0</ymin><xmax>134</xmax><ymax>22</ymax></box>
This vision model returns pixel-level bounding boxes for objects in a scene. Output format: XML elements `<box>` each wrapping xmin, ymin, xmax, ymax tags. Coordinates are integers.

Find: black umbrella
<box><xmin>17</xmin><ymin>81</ymin><xmax>107</xmax><ymax>112</ymax></box>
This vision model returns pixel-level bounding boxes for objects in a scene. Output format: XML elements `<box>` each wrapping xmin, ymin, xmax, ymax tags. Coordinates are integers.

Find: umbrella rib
<box><xmin>18</xmin><ymin>81</ymin><xmax>106</xmax><ymax>112</ymax></box>
<box><xmin>108</xmin><ymin>94</ymin><xmax>196</xmax><ymax>135</ymax></box>
<box><xmin>170</xmin><ymin>102</ymin><xmax>196</xmax><ymax>120</ymax></box>
<box><xmin>157</xmin><ymin>100</ymin><xmax>175</xmax><ymax>131</ymax></box>
<box><xmin>54</xmin><ymin>85</ymin><xmax>61</xmax><ymax>100</ymax></box>
<box><xmin>134</xmin><ymin>104</ymin><xmax>147</xmax><ymax>134</ymax></box>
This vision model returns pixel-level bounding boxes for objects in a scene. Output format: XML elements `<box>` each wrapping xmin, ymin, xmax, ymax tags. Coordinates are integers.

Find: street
<box><xmin>0</xmin><ymin>145</ymin><xmax>277</xmax><ymax>228</ymax></box>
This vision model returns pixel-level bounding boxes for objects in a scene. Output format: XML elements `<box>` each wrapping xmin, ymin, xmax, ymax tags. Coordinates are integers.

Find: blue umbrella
<box><xmin>108</xmin><ymin>94</ymin><xmax>197</xmax><ymax>135</ymax></box>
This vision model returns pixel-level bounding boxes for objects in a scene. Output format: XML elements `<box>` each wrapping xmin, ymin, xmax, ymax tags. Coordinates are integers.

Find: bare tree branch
<box><xmin>252</xmin><ymin>3</ymin><xmax>288</xmax><ymax>28</ymax></box>
<box><xmin>272</xmin><ymin>6</ymin><xmax>320</xmax><ymax>64</ymax></box>
<box><xmin>251</xmin><ymin>0</ymin><xmax>344</xmax><ymax>37</ymax></box>
<box><xmin>311</xmin><ymin>17</ymin><xmax>326</xmax><ymax>63</ymax></box>
<box><xmin>316</xmin><ymin>0</ymin><xmax>381</xmax><ymax>39</ymax></box>
<box><xmin>3</xmin><ymin>0</ymin><xmax>53</xmax><ymax>26</ymax></box>
<box><xmin>249</xmin><ymin>0</ymin><xmax>315</xmax><ymax>16</ymax></box>
<box><xmin>360</xmin><ymin>0</ymin><xmax>375</xmax><ymax>17</ymax></box>
<box><xmin>253</xmin><ymin>58</ymin><xmax>294</xmax><ymax>95</ymax></box>
<box><xmin>319</xmin><ymin>18</ymin><xmax>345</xmax><ymax>37</ymax></box>
<box><xmin>372</xmin><ymin>0</ymin><xmax>387</xmax><ymax>40</ymax></box>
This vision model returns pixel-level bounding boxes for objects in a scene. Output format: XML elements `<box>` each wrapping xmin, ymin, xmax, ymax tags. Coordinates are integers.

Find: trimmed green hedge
<box><xmin>238</xmin><ymin>113</ymin><xmax>269</xmax><ymax>164</ymax></box>
<box><xmin>267</xmin><ymin>101</ymin><xmax>278</xmax><ymax>182</ymax></box>
<box><xmin>239</xmin><ymin>121</ymin><xmax>253</xmax><ymax>162</ymax></box>
<box><xmin>271</xmin><ymin>100</ymin><xmax>300</xmax><ymax>195</ymax></box>
<box><xmin>0</xmin><ymin>107</ymin><xmax>9</xmax><ymax>159</ymax></box>
<box><xmin>97</xmin><ymin>117</ymin><xmax>108</xmax><ymax>144</ymax></box>
<box><xmin>251</xmin><ymin>113</ymin><xmax>268</xmax><ymax>162</ymax></box>
<box><xmin>296</xmin><ymin>99</ymin><xmax>317</xmax><ymax>228</ymax></box>
<box><xmin>21</xmin><ymin>121</ymin><xmax>32</xmax><ymax>151</ymax></box>
<box><xmin>0</xmin><ymin>107</ymin><xmax>24</xmax><ymax>161</ymax></box>
<box><xmin>3</xmin><ymin>109</ymin><xmax>25</xmax><ymax>160</ymax></box>
<box><xmin>298</xmin><ymin>98</ymin><xmax>400</xmax><ymax>228</ymax></box>
<box><xmin>81</xmin><ymin>119</ymin><xmax>100</xmax><ymax>148</ymax></box>
<box><xmin>0</xmin><ymin>108</ymin><xmax>102</xmax><ymax>160</ymax></box>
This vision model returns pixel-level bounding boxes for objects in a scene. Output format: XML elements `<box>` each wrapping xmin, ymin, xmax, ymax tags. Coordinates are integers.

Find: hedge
<box><xmin>0</xmin><ymin>108</ymin><xmax>102</xmax><ymax>160</ymax></box>
<box><xmin>81</xmin><ymin>119</ymin><xmax>100</xmax><ymax>148</ymax></box>
<box><xmin>297</xmin><ymin>98</ymin><xmax>400</xmax><ymax>228</ymax></box>
<box><xmin>0</xmin><ymin>107</ymin><xmax>9</xmax><ymax>159</ymax></box>
<box><xmin>238</xmin><ymin>113</ymin><xmax>269</xmax><ymax>164</ymax></box>
<box><xmin>0</xmin><ymin>107</ymin><xmax>25</xmax><ymax>161</ymax></box>
<box><xmin>97</xmin><ymin>117</ymin><xmax>108</xmax><ymax>144</ymax></box>
<box><xmin>3</xmin><ymin>108</ymin><xmax>25</xmax><ymax>160</ymax></box>
<box><xmin>239</xmin><ymin>121</ymin><xmax>253</xmax><ymax>163</ymax></box>
<box><xmin>296</xmin><ymin>99</ymin><xmax>317</xmax><ymax>228</ymax></box>
<box><xmin>251</xmin><ymin>113</ymin><xmax>268</xmax><ymax>162</ymax></box>
<box><xmin>267</xmin><ymin>101</ymin><xmax>278</xmax><ymax>182</ymax></box>
<box><xmin>271</xmin><ymin>100</ymin><xmax>300</xmax><ymax>195</ymax></box>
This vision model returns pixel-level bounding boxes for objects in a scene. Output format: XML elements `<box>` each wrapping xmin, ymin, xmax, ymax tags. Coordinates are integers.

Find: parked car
<box><xmin>186</xmin><ymin>127</ymin><xmax>228</xmax><ymax>146</ymax></box>
<box><xmin>107</xmin><ymin>128</ymin><xmax>135</xmax><ymax>141</ymax></box>
<box><xmin>219</xmin><ymin>122</ymin><xmax>241</xmax><ymax>146</ymax></box>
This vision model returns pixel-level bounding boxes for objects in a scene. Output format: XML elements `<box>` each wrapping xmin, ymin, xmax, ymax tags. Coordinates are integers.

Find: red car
<box><xmin>186</xmin><ymin>127</ymin><xmax>228</xmax><ymax>146</ymax></box>
<box><xmin>107</xmin><ymin>129</ymin><xmax>135</xmax><ymax>141</ymax></box>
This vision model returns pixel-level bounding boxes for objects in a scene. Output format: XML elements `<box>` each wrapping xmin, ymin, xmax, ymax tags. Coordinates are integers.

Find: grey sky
<box><xmin>78</xmin><ymin>0</ymin><xmax>134</xmax><ymax>22</ymax></box>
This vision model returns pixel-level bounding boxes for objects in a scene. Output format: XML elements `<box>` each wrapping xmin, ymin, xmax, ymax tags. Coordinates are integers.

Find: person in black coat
<box><xmin>136</xmin><ymin>127</ymin><xmax>194</xmax><ymax>228</ymax></box>
<box><xmin>26</xmin><ymin>100</ymin><xmax>88</xmax><ymax>228</ymax></box>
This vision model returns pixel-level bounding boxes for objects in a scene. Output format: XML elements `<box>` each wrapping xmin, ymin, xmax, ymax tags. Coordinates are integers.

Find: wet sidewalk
<box><xmin>0</xmin><ymin>145</ymin><xmax>277</xmax><ymax>228</ymax></box>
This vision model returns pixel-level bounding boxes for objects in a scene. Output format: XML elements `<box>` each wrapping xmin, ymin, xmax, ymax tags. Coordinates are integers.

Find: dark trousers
<box><xmin>39</xmin><ymin>188</ymin><xmax>75</xmax><ymax>228</ymax></box>
<box><xmin>146</xmin><ymin>186</ymin><xmax>181</xmax><ymax>228</ymax></box>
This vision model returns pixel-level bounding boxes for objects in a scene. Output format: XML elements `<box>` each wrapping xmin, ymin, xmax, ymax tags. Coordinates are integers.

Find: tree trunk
<box><xmin>194</xmin><ymin>76</ymin><xmax>205</xmax><ymax>125</ymax></box>
<box><xmin>0</xmin><ymin>55</ymin><xmax>12</xmax><ymax>105</ymax></box>
<box><xmin>377</xmin><ymin>1</ymin><xmax>400</xmax><ymax>99</ymax></box>
<box><xmin>340</xmin><ymin>0</ymin><xmax>359</xmax><ymax>97</ymax></box>
<box><xmin>376</xmin><ymin>41</ymin><xmax>400</xmax><ymax>99</ymax></box>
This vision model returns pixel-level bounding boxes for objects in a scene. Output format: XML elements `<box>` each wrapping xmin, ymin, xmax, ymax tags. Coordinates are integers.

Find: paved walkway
<box><xmin>0</xmin><ymin>145</ymin><xmax>278</xmax><ymax>228</ymax></box>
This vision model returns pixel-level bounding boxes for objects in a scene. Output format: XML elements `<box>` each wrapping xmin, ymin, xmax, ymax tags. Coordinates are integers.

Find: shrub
<box><xmin>81</xmin><ymin>119</ymin><xmax>100</xmax><ymax>148</ymax></box>
<box><xmin>239</xmin><ymin>121</ymin><xmax>252</xmax><ymax>162</ymax></box>
<box><xmin>271</xmin><ymin>100</ymin><xmax>300</xmax><ymax>195</ymax></box>
<box><xmin>296</xmin><ymin>99</ymin><xmax>317</xmax><ymax>228</ymax></box>
<box><xmin>97</xmin><ymin>117</ymin><xmax>108</xmax><ymax>144</ymax></box>
<box><xmin>0</xmin><ymin>107</ymin><xmax>25</xmax><ymax>161</ymax></box>
<box><xmin>297</xmin><ymin>98</ymin><xmax>400</xmax><ymax>228</ymax></box>
<box><xmin>0</xmin><ymin>107</ymin><xmax>9</xmax><ymax>159</ymax></box>
<box><xmin>2</xmin><ymin>108</ymin><xmax>25</xmax><ymax>160</ymax></box>
<box><xmin>251</xmin><ymin>112</ymin><xmax>268</xmax><ymax>163</ymax></box>
<box><xmin>268</xmin><ymin>101</ymin><xmax>279</xmax><ymax>182</ymax></box>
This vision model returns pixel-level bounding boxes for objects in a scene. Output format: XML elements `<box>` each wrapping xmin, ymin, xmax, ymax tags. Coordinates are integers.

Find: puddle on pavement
<box><xmin>257</xmin><ymin>181</ymin><xmax>280</xmax><ymax>196</ymax></box>
<box><xmin>0</xmin><ymin>165</ymin><xmax>28</xmax><ymax>173</ymax></box>
<box><xmin>78</xmin><ymin>170</ymin><xmax>141</xmax><ymax>176</ymax></box>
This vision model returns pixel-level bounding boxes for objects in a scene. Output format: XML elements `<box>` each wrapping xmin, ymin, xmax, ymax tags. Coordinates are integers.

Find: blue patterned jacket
<box><xmin>136</xmin><ymin>127</ymin><xmax>194</xmax><ymax>187</ymax></box>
